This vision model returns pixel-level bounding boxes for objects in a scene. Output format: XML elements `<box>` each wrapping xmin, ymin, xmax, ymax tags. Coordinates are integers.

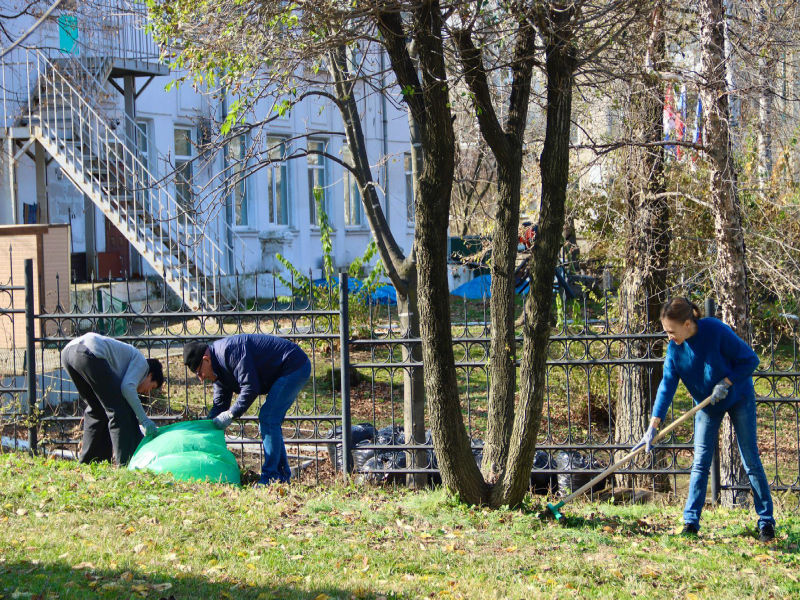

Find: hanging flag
<box><xmin>693</xmin><ymin>95</ymin><xmax>703</xmax><ymax>145</ymax></box>
<box><xmin>663</xmin><ymin>86</ymin><xmax>676</xmax><ymax>157</ymax></box>
<box><xmin>675</xmin><ymin>85</ymin><xmax>687</xmax><ymax>159</ymax></box>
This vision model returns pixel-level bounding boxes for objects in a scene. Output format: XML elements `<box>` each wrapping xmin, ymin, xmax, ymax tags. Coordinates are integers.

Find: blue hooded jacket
<box><xmin>207</xmin><ymin>334</ymin><xmax>309</xmax><ymax>419</ymax></box>
<box><xmin>652</xmin><ymin>318</ymin><xmax>760</xmax><ymax>421</ymax></box>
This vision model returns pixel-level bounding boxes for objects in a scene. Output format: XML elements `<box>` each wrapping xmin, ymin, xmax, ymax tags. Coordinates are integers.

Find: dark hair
<box><xmin>146</xmin><ymin>358</ymin><xmax>164</xmax><ymax>389</ymax></box>
<box><xmin>660</xmin><ymin>297</ymin><xmax>702</xmax><ymax>323</ymax></box>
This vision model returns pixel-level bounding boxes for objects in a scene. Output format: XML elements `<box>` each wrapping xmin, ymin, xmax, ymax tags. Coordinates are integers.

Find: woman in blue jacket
<box><xmin>636</xmin><ymin>297</ymin><xmax>775</xmax><ymax>541</ymax></box>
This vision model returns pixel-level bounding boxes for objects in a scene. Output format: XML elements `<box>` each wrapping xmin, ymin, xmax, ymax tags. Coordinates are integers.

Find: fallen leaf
<box><xmin>151</xmin><ymin>583</ymin><xmax>173</xmax><ymax>592</ymax></box>
<box><xmin>314</xmin><ymin>595</ymin><xmax>329</xmax><ymax>600</ymax></box>
<box><xmin>610</xmin><ymin>569</ymin><xmax>624</xmax><ymax>579</ymax></box>
<box><xmin>15</xmin><ymin>509</ymin><xmax>28</xmax><ymax>516</ymax></box>
<box><xmin>71</xmin><ymin>562</ymin><xmax>95</xmax><ymax>570</ymax></box>
<box><xmin>686</xmin><ymin>594</ymin><xmax>699</xmax><ymax>600</ymax></box>
<box><xmin>133</xmin><ymin>544</ymin><xmax>146</xmax><ymax>554</ymax></box>
<box><xmin>504</xmin><ymin>546</ymin><xmax>517</xmax><ymax>553</ymax></box>
<box><xmin>163</xmin><ymin>553</ymin><xmax>178</xmax><ymax>562</ymax></box>
<box><xmin>119</xmin><ymin>571</ymin><xmax>133</xmax><ymax>582</ymax></box>
<box><xmin>124</xmin><ymin>527</ymin><xmax>135</xmax><ymax>535</ymax></box>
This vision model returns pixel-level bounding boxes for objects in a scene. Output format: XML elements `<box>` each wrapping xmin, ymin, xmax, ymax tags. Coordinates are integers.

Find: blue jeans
<box><xmin>684</xmin><ymin>394</ymin><xmax>775</xmax><ymax>529</ymax></box>
<box><xmin>258</xmin><ymin>359</ymin><xmax>311</xmax><ymax>484</ymax></box>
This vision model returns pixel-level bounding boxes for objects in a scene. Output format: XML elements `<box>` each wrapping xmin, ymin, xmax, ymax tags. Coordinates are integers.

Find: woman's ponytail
<box><xmin>660</xmin><ymin>297</ymin><xmax>702</xmax><ymax>322</ymax></box>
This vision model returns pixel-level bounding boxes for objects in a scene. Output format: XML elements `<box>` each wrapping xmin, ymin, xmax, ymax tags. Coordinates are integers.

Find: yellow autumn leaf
<box><xmin>610</xmin><ymin>569</ymin><xmax>624</xmax><ymax>579</ymax></box>
<box><xmin>685</xmin><ymin>594</ymin><xmax>699</xmax><ymax>600</ymax></box>
<box><xmin>504</xmin><ymin>546</ymin><xmax>518</xmax><ymax>553</ymax></box>
<box><xmin>247</xmin><ymin>563</ymin><xmax>255</xmax><ymax>570</ymax></box>
<box><xmin>286</xmin><ymin>575</ymin><xmax>303</xmax><ymax>584</ymax></box>
<box><xmin>314</xmin><ymin>595</ymin><xmax>329</xmax><ymax>600</ymax></box>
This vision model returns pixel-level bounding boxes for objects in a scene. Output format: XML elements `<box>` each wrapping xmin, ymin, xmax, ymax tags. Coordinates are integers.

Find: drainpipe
<box><xmin>221</xmin><ymin>86</ymin><xmax>234</xmax><ymax>272</ymax></box>
<box><xmin>380</xmin><ymin>49</ymin><xmax>390</xmax><ymax>228</ymax></box>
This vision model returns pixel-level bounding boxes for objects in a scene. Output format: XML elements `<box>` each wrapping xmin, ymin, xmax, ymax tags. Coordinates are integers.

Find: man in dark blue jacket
<box><xmin>183</xmin><ymin>334</ymin><xmax>311</xmax><ymax>484</ymax></box>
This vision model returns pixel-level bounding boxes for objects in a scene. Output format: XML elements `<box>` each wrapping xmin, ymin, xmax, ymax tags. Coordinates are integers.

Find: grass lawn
<box><xmin>1</xmin><ymin>454</ymin><xmax>799</xmax><ymax>599</ymax></box>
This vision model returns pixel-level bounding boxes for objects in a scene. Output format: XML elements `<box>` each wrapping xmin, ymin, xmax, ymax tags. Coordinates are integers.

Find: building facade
<box><xmin>1</xmin><ymin>2</ymin><xmax>414</xmax><ymax>307</ymax></box>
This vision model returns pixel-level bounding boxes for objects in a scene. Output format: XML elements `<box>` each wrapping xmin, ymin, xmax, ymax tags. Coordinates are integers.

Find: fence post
<box><xmin>24</xmin><ymin>259</ymin><xmax>38</xmax><ymax>456</ymax></box>
<box><xmin>706</xmin><ymin>297</ymin><xmax>721</xmax><ymax>505</ymax></box>
<box><xmin>339</xmin><ymin>272</ymin><xmax>353</xmax><ymax>476</ymax></box>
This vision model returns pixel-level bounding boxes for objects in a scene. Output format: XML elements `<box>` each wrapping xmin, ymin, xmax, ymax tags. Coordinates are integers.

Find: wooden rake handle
<box><xmin>559</xmin><ymin>394</ymin><xmax>715</xmax><ymax>505</ymax></box>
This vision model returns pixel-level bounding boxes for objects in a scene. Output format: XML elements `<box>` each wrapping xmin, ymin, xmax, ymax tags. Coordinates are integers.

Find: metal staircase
<box><xmin>2</xmin><ymin>46</ymin><xmax>248</xmax><ymax>310</ymax></box>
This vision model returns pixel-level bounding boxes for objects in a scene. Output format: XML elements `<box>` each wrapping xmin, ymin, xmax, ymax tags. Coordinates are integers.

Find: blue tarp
<box><xmin>451</xmin><ymin>274</ymin><xmax>493</xmax><ymax>299</ymax></box>
<box><xmin>312</xmin><ymin>277</ymin><xmax>397</xmax><ymax>305</ymax></box>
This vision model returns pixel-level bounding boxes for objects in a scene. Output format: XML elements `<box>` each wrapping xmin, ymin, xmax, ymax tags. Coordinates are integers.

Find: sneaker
<box><xmin>758</xmin><ymin>524</ymin><xmax>775</xmax><ymax>542</ymax></box>
<box><xmin>681</xmin><ymin>524</ymin><xmax>700</xmax><ymax>536</ymax></box>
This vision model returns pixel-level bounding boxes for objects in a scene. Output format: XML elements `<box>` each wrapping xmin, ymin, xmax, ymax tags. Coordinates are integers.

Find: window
<box><xmin>174</xmin><ymin>127</ymin><xmax>194</xmax><ymax>209</ymax></box>
<box><xmin>343</xmin><ymin>146</ymin><xmax>362</xmax><ymax>226</ymax></box>
<box><xmin>229</xmin><ymin>135</ymin><xmax>249</xmax><ymax>226</ymax></box>
<box><xmin>404</xmin><ymin>152</ymin><xmax>415</xmax><ymax>221</ymax></box>
<box><xmin>307</xmin><ymin>140</ymin><xmax>329</xmax><ymax>225</ymax></box>
<box><xmin>267</xmin><ymin>136</ymin><xmax>289</xmax><ymax>225</ymax></box>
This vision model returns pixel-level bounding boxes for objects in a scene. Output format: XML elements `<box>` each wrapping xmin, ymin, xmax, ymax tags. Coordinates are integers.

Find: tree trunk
<box><xmin>614</xmin><ymin>1</ymin><xmax>671</xmax><ymax>493</ymax></box>
<box><xmin>700</xmin><ymin>0</ymin><xmax>750</xmax><ymax>507</ymax></box>
<box><xmin>393</xmin><ymin>2</ymin><xmax>486</xmax><ymax>504</ymax></box>
<box><xmin>483</xmin><ymin>156</ymin><xmax>523</xmax><ymax>483</ymax></box>
<box><xmin>490</xmin><ymin>17</ymin><xmax>576</xmax><ymax>507</ymax></box>
<box><xmin>757</xmin><ymin>6</ymin><xmax>775</xmax><ymax>197</ymax></box>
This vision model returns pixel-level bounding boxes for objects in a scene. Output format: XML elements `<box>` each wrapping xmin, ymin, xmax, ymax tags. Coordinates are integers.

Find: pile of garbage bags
<box><xmin>328</xmin><ymin>424</ymin><xmax>609</xmax><ymax>495</ymax></box>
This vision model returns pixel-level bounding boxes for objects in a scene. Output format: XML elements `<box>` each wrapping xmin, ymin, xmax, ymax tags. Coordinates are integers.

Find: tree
<box><xmin>150</xmin><ymin>0</ymin><xmax>646</xmax><ymax>508</ymax></box>
<box><xmin>613</xmin><ymin>1</ymin><xmax>671</xmax><ymax>492</ymax></box>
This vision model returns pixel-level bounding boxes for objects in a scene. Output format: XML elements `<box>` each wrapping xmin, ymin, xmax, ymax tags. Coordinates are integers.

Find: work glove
<box><xmin>632</xmin><ymin>426</ymin><xmax>658</xmax><ymax>453</ymax></box>
<box><xmin>140</xmin><ymin>417</ymin><xmax>158</xmax><ymax>438</ymax></box>
<box><xmin>212</xmin><ymin>410</ymin><xmax>234</xmax><ymax>430</ymax></box>
<box><xmin>710</xmin><ymin>380</ymin><xmax>730</xmax><ymax>405</ymax></box>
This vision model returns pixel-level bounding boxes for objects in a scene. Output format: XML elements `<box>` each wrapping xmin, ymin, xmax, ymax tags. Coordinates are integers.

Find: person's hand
<box><xmin>140</xmin><ymin>417</ymin><xmax>158</xmax><ymax>437</ymax></box>
<box><xmin>710</xmin><ymin>380</ymin><xmax>730</xmax><ymax>405</ymax></box>
<box><xmin>633</xmin><ymin>426</ymin><xmax>658</xmax><ymax>453</ymax></box>
<box><xmin>212</xmin><ymin>410</ymin><xmax>234</xmax><ymax>430</ymax></box>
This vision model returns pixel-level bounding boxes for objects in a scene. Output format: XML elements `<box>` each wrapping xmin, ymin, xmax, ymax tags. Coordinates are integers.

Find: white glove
<box><xmin>633</xmin><ymin>426</ymin><xmax>658</xmax><ymax>453</ymax></box>
<box><xmin>710</xmin><ymin>381</ymin><xmax>730</xmax><ymax>405</ymax></box>
<box><xmin>140</xmin><ymin>417</ymin><xmax>158</xmax><ymax>437</ymax></box>
<box><xmin>212</xmin><ymin>410</ymin><xmax>234</xmax><ymax>430</ymax></box>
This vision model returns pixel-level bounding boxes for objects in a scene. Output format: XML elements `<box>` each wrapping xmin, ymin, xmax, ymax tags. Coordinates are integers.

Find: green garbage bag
<box><xmin>128</xmin><ymin>420</ymin><xmax>241</xmax><ymax>485</ymax></box>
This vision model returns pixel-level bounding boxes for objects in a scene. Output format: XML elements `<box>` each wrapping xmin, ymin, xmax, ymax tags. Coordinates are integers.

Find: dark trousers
<box><xmin>61</xmin><ymin>343</ymin><xmax>143</xmax><ymax>465</ymax></box>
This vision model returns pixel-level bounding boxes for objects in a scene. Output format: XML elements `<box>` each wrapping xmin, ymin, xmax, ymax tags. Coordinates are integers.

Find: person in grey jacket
<box><xmin>62</xmin><ymin>332</ymin><xmax>164</xmax><ymax>465</ymax></box>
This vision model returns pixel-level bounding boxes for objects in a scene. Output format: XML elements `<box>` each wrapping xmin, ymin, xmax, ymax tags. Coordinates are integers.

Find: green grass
<box><xmin>1</xmin><ymin>454</ymin><xmax>800</xmax><ymax>599</ymax></box>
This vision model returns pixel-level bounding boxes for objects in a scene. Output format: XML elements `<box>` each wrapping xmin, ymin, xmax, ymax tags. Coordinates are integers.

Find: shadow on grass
<box><xmin>0</xmin><ymin>559</ymin><xmax>396</xmax><ymax>599</ymax></box>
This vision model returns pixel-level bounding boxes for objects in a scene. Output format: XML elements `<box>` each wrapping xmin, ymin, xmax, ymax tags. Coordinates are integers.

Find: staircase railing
<box><xmin>55</xmin><ymin>52</ymin><xmax>252</xmax><ymax>276</ymax></box>
<box><xmin>22</xmin><ymin>48</ymin><xmax>231</xmax><ymax>308</ymax></box>
<box><xmin>59</xmin><ymin>54</ymin><xmax>253</xmax><ymax>273</ymax></box>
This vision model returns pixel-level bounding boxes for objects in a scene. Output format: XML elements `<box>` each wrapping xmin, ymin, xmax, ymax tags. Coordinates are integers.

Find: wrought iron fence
<box><xmin>1</xmin><ymin>257</ymin><xmax>798</xmax><ymax>503</ymax></box>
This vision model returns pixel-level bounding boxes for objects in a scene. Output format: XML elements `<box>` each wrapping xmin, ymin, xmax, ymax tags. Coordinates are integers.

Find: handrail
<box><xmin>27</xmin><ymin>48</ymin><xmax>221</xmax><ymax>307</ymax></box>
<box><xmin>57</xmin><ymin>52</ymin><xmax>252</xmax><ymax>271</ymax></box>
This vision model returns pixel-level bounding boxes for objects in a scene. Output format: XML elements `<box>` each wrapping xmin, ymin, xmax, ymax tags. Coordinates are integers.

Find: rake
<box><xmin>544</xmin><ymin>394</ymin><xmax>715</xmax><ymax>522</ymax></box>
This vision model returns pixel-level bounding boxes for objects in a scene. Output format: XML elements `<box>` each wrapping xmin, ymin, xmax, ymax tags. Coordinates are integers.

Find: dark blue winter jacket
<box><xmin>652</xmin><ymin>318</ymin><xmax>760</xmax><ymax>421</ymax></box>
<box><xmin>207</xmin><ymin>334</ymin><xmax>309</xmax><ymax>419</ymax></box>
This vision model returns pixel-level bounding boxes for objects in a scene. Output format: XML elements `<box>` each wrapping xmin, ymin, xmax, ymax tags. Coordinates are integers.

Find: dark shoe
<box><xmin>681</xmin><ymin>524</ymin><xmax>700</xmax><ymax>537</ymax></box>
<box><xmin>758</xmin><ymin>524</ymin><xmax>775</xmax><ymax>542</ymax></box>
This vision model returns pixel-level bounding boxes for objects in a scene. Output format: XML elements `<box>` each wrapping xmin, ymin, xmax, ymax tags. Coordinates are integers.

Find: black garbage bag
<box><xmin>352</xmin><ymin>439</ymin><xmax>376</xmax><ymax>472</ymax></box>
<box><xmin>530</xmin><ymin>450</ymin><xmax>558</xmax><ymax>495</ymax></box>
<box><xmin>375</xmin><ymin>425</ymin><xmax>405</xmax><ymax>446</ymax></box>
<box><xmin>356</xmin><ymin>448</ymin><xmax>408</xmax><ymax>485</ymax></box>
<box><xmin>326</xmin><ymin>422</ymin><xmax>378</xmax><ymax>472</ymax></box>
<box><xmin>554</xmin><ymin>450</ymin><xmax>608</xmax><ymax>497</ymax></box>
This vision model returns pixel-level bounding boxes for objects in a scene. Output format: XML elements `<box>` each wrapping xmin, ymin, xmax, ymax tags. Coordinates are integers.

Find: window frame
<box><xmin>307</xmin><ymin>139</ymin><xmax>330</xmax><ymax>227</ymax></box>
<box><xmin>228</xmin><ymin>133</ymin><xmax>251</xmax><ymax>228</ymax></box>
<box><xmin>266</xmin><ymin>135</ymin><xmax>291</xmax><ymax>226</ymax></box>
<box><xmin>343</xmin><ymin>146</ymin><xmax>363</xmax><ymax>228</ymax></box>
<box><xmin>173</xmin><ymin>126</ymin><xmax>194</xmax><ymax>210</ymax></box>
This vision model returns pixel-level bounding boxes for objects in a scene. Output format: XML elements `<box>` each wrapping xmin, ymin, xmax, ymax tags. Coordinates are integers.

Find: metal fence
<box><xmin>1</xmin><ymin>258</ymin><xmax>799</xmax><ymax>501</ymax></box>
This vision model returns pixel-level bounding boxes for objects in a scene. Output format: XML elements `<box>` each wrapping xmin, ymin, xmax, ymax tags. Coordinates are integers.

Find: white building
<box><xmin>0</xmin><ymin>2</ymin><xmax>414</xmax><ymax>308</ymax></box>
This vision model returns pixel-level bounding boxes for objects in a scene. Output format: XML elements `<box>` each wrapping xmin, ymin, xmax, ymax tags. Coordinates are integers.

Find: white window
<box><xmin>343</xmin><ymin>146</ymin><xmax>362</xmax><ymax>226</ymax></box>
<box><xmin>307</xmin><ymin>140</ymin><xmax>329</xmax><ymax>225</ymax></box>
<box><xmin>174</xmin><ymin>127</ymin><xmax>194</xmax><ymax>209</ymax></box>
<box><xmin>404</xmin><ymin>152</ymin><xmax>415</xmax><ymax>221</ymax></box>
<box><xmin>267</xmin><ymin>136</ymin><xmax>289</xmax><ymax>225</ymax></box>
<box><xmin>229</xmin><ymin>134</ymin><xmax>250</xmax><ymax>227</ymax></box>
